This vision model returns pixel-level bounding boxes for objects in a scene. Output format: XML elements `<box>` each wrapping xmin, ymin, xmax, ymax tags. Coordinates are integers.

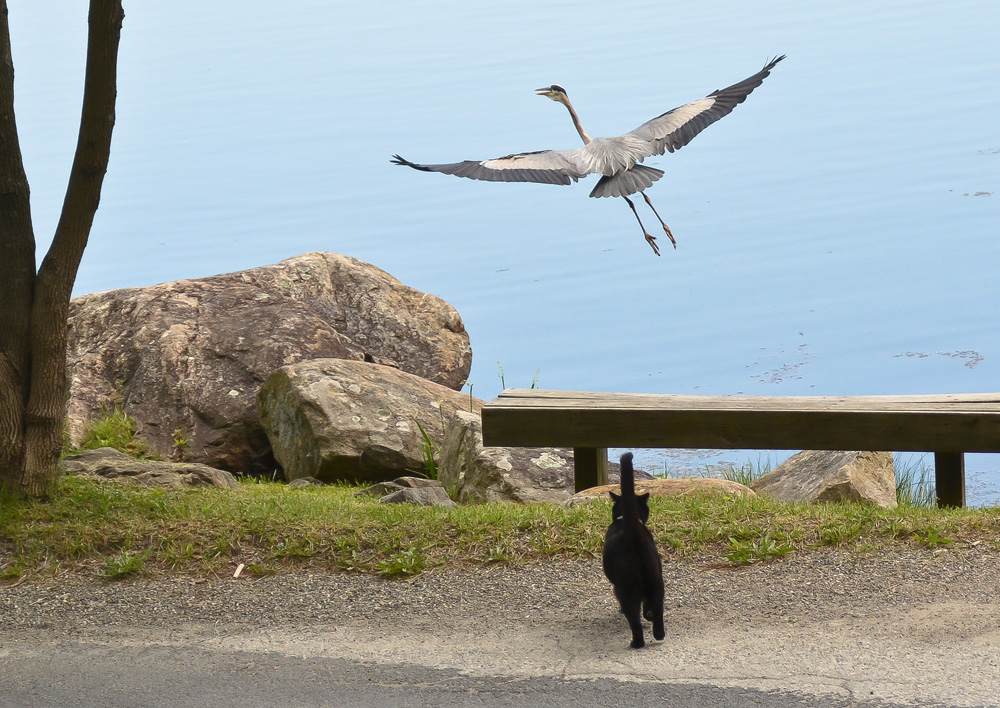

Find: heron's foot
<box><xmin>661</xmin><ymin>224</ymin><xmax>677</xmax><ymax>249</ymax></box>
<box><xmin>645</xmin><ymin>232</ymin><xmax>661</xmax><ymax>257</ymax></box>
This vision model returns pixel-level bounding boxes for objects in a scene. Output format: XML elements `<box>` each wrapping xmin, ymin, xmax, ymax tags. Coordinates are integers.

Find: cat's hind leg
<box><xmin>647</xmin><ymin>591</ymin><xmax>665</xmax><ymax>641</ymax></box>
<box><xmin>622</xmin><ymin>600</ymin><xmax>646</xmax><ymax>649</ymax></box>
<box><xmin>651</xmin><ymin>605</ymin><xmax>665</xmax><ymax>641</ymax></box>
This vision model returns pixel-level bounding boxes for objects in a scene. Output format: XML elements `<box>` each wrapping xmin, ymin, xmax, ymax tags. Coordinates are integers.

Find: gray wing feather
<box><xmin>627</xmin><ymin>55</ymin><xmax>785</xmax><ymax>158</ymax></box>
<box><xmin>391</xmin><ymin>149</ymin><xmax>586</xmax><ymax>186</ymax></box>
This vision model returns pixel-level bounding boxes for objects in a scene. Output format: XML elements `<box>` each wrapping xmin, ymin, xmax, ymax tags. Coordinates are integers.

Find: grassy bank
<box><xmin>2</xmin><ymin>476</ymin><xmax>998</xmax><ymax>583</ymax></box>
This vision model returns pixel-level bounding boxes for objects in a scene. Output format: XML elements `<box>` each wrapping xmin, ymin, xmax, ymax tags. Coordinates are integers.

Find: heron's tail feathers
<box><xmin>589</xmin><ymin>164</ymin><xmax>664</xmax><ymax>198</ymax></box>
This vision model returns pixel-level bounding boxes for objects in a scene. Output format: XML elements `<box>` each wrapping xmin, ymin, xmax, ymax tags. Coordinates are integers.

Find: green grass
<box><xmin>895</xmin><ymin>454</ymin><xmax>937</xmax><ymax>507</ymax></box>
<box><xmin>1</xmin><ymin>475</ymin><xmax>998</xmax><ymax>582</ymax></box>
<box><xmin>65</xmin><ymin>408</ymin><xmax>152</xmax><ymax>459</ymax></box>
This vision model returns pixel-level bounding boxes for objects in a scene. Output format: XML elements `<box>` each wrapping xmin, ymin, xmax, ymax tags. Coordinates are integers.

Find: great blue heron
<box><xmin>392</xmin><ymin>55</ymin><xmax>784</xmax><ymax>256</ymax></box>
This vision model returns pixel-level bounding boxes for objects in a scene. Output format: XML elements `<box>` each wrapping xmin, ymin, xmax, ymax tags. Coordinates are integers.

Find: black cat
<box><xmin>602</xmin><ymin>452</ymin><xmax>665</xmax><ymax>649</ymax></box>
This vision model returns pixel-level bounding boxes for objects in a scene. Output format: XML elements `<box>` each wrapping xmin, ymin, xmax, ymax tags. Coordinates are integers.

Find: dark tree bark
<box><xmin>0</xmin><ymin>0</ymin><xmax>124</xmax><ymax>498</ymax></box>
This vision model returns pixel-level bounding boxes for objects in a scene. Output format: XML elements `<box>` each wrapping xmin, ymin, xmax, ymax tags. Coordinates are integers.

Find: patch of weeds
<box><xmin>172</xmin><ymin>429</ymin><xmax>189</xmax><ymax>450</ymax></box>
<box><xmin>722</xmin><ymin>532</ymin><xmax>794</xmax><ymax>565</ymax></box>
<box><xmin>895</xmin><ymin>454</ymin><xmax>936</xmax><ymax>508</ymax></box>
<box><xmin>817</xmin><ymin>519</ymin><xmax>866</xmax><ymax>546</ymax></box>
<box><xmin>72</xmin><ymin>408</ymin><xmax>151</xmax><ymax>459</ymax></box>
<box><xmin>270</xmin><ymin>536</ymin><xmax>317</xmax><ymax>560</ymax></box>
<box><xmin>335</xmin><ymin>549</ymin><xmax>373</xmax><ymax>573</ymax></box>
<box><xmin>376</xmin><ymin>546</ymin><xmax>433</xmax><ymax>578</ymax></box>
<box><xmin>718</xmin><ymin>457</ymin><xmax>772</xmax><ymax>487</ymax></box>
<box><xmin>163</xmin><ymin>541</ymin><xmax>199</xmax><ymax>569</ymax></box>
<box><xmin>1</xmin><ymin>560</ymin><xmax>26</xmax><ymax>581</ymax></box>
<box><xmin>497</xmin><ymin>362</ymin><xmax>541</xmax><ymax>391</ymax></box>
<box><xmin>415</xmin><ymin>420</ymin><xmax>439</xmax><ymax>480</ymax></box>
<box><xmin>912</xmin><ymin>525</ymin><xmax>953</xmax><ymax>548</ymax></box>
<box><xmin>99</xmin><ymin>547</ymin><xmax>152</xmax><ymax>580</ymax></box>
<box><xmin>483</xmin><ymin>540</ymin><xmax>514</xmax><ymax>564</ymax></box>
<box><xmin>655</xmin><ymin>531</ymin><xmax>686</xmax><ymax>552</ymax></box>
<box><xmin>460</xmin><ymin>380</ymin><xmax>475</xmax><ymax>412</ymax></box>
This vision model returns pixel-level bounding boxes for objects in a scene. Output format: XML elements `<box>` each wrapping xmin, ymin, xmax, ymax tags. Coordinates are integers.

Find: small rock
<box><xmin>380</xmin><ymin>487</ymin><xmax>457</xmax><ymax>507</ymax></box>
<box><xmin>354</xmin><ymin>481</ymin><xmax>405</xmax><ymax>497</ymax></box>
<box><xmin>288</xmin><ymin>477</ymin><xmax>323</xmax><ymax>488</ymax></box>
<box><xmin>393</xmin><ymin>476</ymin><xmax>440</xmax><ymax>488</ymax></box>
<box><xmin>59</xmin><ymin>447</ymin><xmax>239</xmax><ymax>489</ymax></box>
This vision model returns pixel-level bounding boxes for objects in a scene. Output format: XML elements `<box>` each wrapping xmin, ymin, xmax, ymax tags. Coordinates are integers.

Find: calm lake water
<box><xmin>10</xmin><ymin>1</ymin><xmax>1000</xmax><ymax>502</ymax></box>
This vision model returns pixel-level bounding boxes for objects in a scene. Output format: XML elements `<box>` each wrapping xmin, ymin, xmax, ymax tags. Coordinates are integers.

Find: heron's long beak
<box><xmin>535</xmin><ymin>87</ymin><xmax>551</xmax><ymax>96</ymax></box>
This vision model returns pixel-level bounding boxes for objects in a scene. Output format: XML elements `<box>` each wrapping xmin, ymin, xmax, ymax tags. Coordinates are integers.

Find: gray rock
<box><xmin>258</xmin><ymin>358</ymin><xmax>484</xmax><ymax>484</ymax></box>
<box><xmin>393</xmin><ymin>476</ymin><xmax>440</xmax><ymax>488</ymax></box>
<box><xmin>288</xmin><ymin>477</ymin><xmax>323</xmax><ymax>488</ymax></box>
<box><xmin>380</xmin><ymin>486</ymin><xmax>457</xmax><ymax>508</ymax></box>
<box><xmin>65</xmin><ymin>252</ymin><xmax>472</xmax><ymax>476</ymax></box>
<box><xmin>438</xmin><ymin>410</ymin><xmax>576</xmax><ymax>504</ymax></box>
<box><xmin>750</xmin><ymin>450</ymin><xmax>897</xmax><ymax>508</ymax></box>
<box><xmin>59</xmin><ymin>447</ymin><xmax>239</xmax><ymax>489</ymax></box>
<box><xmin>354</xmin><ymin>481</ymin><xmax>406</xmax><ymax>497</ymax></box>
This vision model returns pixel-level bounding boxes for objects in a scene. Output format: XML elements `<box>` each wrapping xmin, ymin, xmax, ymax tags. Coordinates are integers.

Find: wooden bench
<box><xmin>481</xmin><ymin>389</ymin><xmax>1000</xmax><ymax>508</ymax></box>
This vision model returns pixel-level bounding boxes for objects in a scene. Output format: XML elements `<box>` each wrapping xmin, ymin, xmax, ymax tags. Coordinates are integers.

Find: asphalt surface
<box><xmin>2</xmin><ymin>553</ymin><xmax>998</xmax><ymax>707</ymax></box>
<box><xmin>0</xmin><ymin>639</ymin><xmax>942</xmax><ymax>708</ymax></box>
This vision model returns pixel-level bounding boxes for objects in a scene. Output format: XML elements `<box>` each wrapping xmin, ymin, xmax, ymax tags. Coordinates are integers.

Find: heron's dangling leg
<box><xmin>641</xmin><ymin>192</ymin><xmax>677</xmax><ymax>249</ymax></box>
<box><xmin>622</xmin><ymin>195</ymin><xmax>660</xmax><ymax>256</ymax></box>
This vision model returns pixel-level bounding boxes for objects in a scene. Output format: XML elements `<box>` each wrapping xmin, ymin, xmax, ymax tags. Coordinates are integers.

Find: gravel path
<box><xmin>4</xmin><ymin>547</ymin><xmax>999</xmax><ymax>633</ymax></box>
<box><xmin>4</xmin><ymin>548</ymin><xmax>1000</xmax><ymax>706</ymax></box>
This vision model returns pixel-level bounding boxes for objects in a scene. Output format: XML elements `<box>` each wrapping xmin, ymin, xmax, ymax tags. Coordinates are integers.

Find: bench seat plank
<box><xmin>482</xmin><ymin>390</ymin><xmax>1000</xmax><ymax>454</ymax></box>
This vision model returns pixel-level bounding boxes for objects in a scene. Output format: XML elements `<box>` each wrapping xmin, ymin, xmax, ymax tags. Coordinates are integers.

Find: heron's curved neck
<box><xmin>562</xmin><ymin>98</ymin><xmax>592</xmax><ymax>145</ymax></box>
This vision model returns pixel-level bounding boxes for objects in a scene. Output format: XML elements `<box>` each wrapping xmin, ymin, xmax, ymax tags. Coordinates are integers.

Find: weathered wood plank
<box><xmin>482</xmin><ymin>390</ymin><xmax>1000</xmax><ymax>452</ymax></box>
<box><xmin>482</xmin><ymin>407</ymin><xmax>1000</xmax><ymax>452</ymax></box>
<box><xmin>492</xmin><ymin>389</ymin><xmax>1000</xmax><ymax>412</ymax></box>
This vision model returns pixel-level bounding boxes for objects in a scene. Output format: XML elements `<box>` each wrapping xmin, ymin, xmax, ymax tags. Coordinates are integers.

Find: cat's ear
<box><xmin>637</xmin><ymin>492</ymin><xmax>650</xmax><ymax>504</ymax></box>
<box><xmin>609</xmin><ymin>491</ymin><xmax>621</xmax><ymax>502</ymax></box>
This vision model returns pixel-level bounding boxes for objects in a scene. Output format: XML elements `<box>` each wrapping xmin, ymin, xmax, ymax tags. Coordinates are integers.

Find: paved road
<box><xmin>3</xmin><ymin>552</ymin><xmax>998</xmax><ymax>707</ymax></box>
<box><xmin>0</xmin><ymin>639</ymin><xmax>927</xmax><ymax>708</ymax></box>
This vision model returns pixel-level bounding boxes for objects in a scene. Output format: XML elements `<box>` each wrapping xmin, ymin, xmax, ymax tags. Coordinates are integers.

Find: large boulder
<box><xmin>65</xmin><ymin>252</ymin><xmax>471</xmax><ymax>475</ymax></box>
<box><xmin>750</xmin><ymin>450</ymin><xmax>897</xmax><ymax>508</ymax></box>
<box><xmin>258</xmin><ymin>358</ymin><xmax>483</xmax><ymax>484</ymax></box>
<box><xmin>564</xmin><ymin>477</ymin><xmax>755</xmax><ymax>507</ymax></box>
<box><xmin>438</xmin><ymin>410</ymin><xmax>633</xmax><ymax>504</ymax></box>
<box><xmin>59</xmin><ymin>447</ymin><xmax>240</xmax><ymax>489</ymax></box>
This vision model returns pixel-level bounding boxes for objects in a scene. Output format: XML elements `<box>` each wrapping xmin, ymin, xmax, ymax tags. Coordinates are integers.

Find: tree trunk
<box><xmin>0</xmin><ymin>0</ymin><xmax>34</xmax><ymax>489</ymax></box>
<box><xmin>0</xmin><ymin>0</ymin><xmax>123</xmax><ymax>498</ymax></box>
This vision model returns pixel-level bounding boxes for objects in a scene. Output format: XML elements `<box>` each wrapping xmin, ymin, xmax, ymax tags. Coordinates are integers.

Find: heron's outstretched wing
<box><xmin>391</xmin><ymin>149</ymin><xmax>587</xmax><ymax>186</ymax></box>
<box><xmin>626</xmin><ymin>55</ymin><xmax>785</xmax><ymax>159</ymax></box>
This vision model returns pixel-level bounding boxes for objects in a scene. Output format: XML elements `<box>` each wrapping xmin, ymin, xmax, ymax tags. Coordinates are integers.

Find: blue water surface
<box><xmin>9</xmin><ymin>0</ymin><xmax>999</xmax><ymax>502</ymax></box>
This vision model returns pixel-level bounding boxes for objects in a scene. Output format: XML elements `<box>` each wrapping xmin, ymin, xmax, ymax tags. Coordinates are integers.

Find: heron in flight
<box><xmin>392</xmin><ymin>55</ymin><xmax>784</xmax><ymax>256</ymax></box>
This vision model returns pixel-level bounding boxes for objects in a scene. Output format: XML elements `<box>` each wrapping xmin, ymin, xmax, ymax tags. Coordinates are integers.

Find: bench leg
<box><xmin>934</xmin><ymin>452</ymin><xmax>965</xmax><ymax>508</ymax></box>
<box><xmin>573</xmin><ymin>447</ymin><xmax>609</xmax><ymax>492</ymax></box>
